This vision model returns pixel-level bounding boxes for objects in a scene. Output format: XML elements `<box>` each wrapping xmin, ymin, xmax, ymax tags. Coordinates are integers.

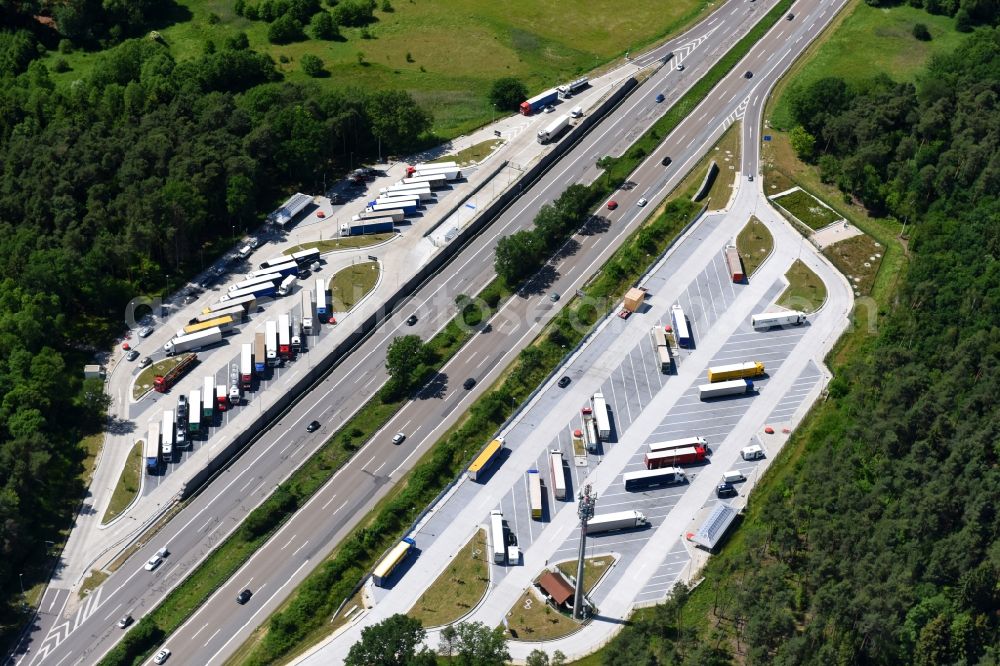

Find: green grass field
<box><xmin>408</xmin><ymin>529</ymin><xmax>489</xmax><ymax>627</ymax></box>
<box><xmin>772</xmin><ymin>188</ymin><xmax>840</xmax><ymax>230</ymax></box>
<box><xmin>41</xmin><ymin>0</ymin><xmax>709</xmax><ymax>137</ymax></box>
<box><xmin>777</xmin><ymin>259</ymin><xmax>827</xmax><ymax>313</ymax></box>
<box><xmin>770</xmin><ymin>1</ymin><xmax>965</xmax><ymax>128</ymax></box>
<box><xmin>736</xmin><ymin>216</ymin><xmax>773</xmax><ymax>278</ymax></box>
<box><xmin>102</xmin><ymin>441</ymin><xmax>143</xmax><ymax>524</ymax></box>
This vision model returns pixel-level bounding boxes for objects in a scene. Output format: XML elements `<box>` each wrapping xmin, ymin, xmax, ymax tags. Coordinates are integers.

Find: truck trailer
<box><xmin>351</xmin><ymin>208</ymin><xmax>405</xmax><ymax>223</ymax></box>
<box><xmin>520</xmin><ymin>88</ymin><xmax>559</xmax><ymax>115</ymax></box>
<box><xmin>380</xmin><ymin>184</ymin><xmax>433</xmax><ymax>200</ymax></box>
<box><xmin>671</xmin><ymin>305</ymin><xmax>691</xmax><ymax>347</ymax></box>
<box><xmin>222</xmin><ymin>283</ymin><xmax>277</xmax><ymax>302</ymax></box>
<box><xmin>645</xmin><ymin>446</ymin><xmax>706</xmax><ymax>468</ymax></box>
<box><xmin>401</xmin><ymin>174</ymin><xmax>447</xmax><ymax>188</ymax></box>
<box><xmin>707</xmin><ymin>361</ymin><xmax>765</xmax><ymax>383</ymax></box>
<box><xmin>342</xmin><ymin>219</ymin><xmax>396</xmax><ymax>237</ymax></box>
<box><xmin>537</xmin><ymin>114</ymin><xmax>571</xmax><ymax>144</ymax></box>
<box><xmin>192</xmin><ymin>305</ymin><xmax>246</xmax><ymax>324</ymax></box>
<box><xmin>410</xmin><ymin>166</ymin><xmax>461</xmax><ymax>180</ymax></box>
<box><xmin>161</xmin><ymin>410</ymin><xmax>175</xmax><ymax>460</ymax></box>
<box><xmin>724</xmin><ymin>245</ymin><xmax>744</xmax><ymax>282</ymax></box>
<box><xmin>315</xmin><ymin>279</ymin><xmax>328</xmax><ymax>321</ymax></box>
<box><xmin>153</xmin><ymin>353</ymin><xmax>197</xmax><ymax>392</ymax></box>
<box><xmin>648</xmin><ymin>436</ymin><xmax>707</xmax><ymax>453</ymax></box>
<box><xmin>188</xmin><ymin>390</ymin><xmax>202</xmax><ymax>434</ymax></box>
<box><xmin>374</xmin><ymin>194</ymin><xmax>422</xmax><ymax>208</ymax></box>
<box><xmin>751</xmin><ymin>311</ymin><xmax>806</xmax><ymax>329</ymax></box>
<box><xmin>372</xmin><ymin>537</ymin><xmax>416</xmax><ymax>587</ymax></box>
<box><xmin>586</xmin><ymin>510</ymin><xmax>646</xmax><ymax>534</ymax></box>
<box><xmin>278</xmin><ymin>314</ymin><xmax>291</xmax><ymax>358</ymax></box>
<box><xmin>204</xmin><ymin>294</ymin><xmax>256</xmax><ymax>314</ymax></box>
<box><xmin>406</xmin><ymin>161</ymin><xmax>457</xmax><ymax>175</ymax></box>
<box><xmin>145</xmin><ymin>423</ymin><xmax>160</xmax><ymax>473</ymax></box>
<box><xmin>291</xmin><ymin>248</ymin><xmax>320</xmax><ymax>266</ymax></box>
<box><xmin>698</xmin><ymin>379</ymin><xmax>755</xmax><ymax>400</ymax></box>
<box><xmin>254</xmin><ymin>332</ymin><xmax>266</xmax><ymax>374</ymax></box>
<box><xmin>229</xmin><ymin>272</ymin><xmax>282</xmax><ymax>293</ymax></box>
<box><xmin>623</xmin><ymin>467</ymin><xmax>686</xmax><ymax>491</ymax></box>
<box><xmin>180</xmin><ymin>315</ymin><xmax>236</xmax><ymax>337</ymax></box>
<box><xmin>164</xmin><ymin>327</ymin><xmax>222</xmax><ymax>356</ymax></box>
<box><xmin>240</xmin><ymin>343</ymin><xmax>253</xmax><ymax>389</ymax></box>
<box><xmin>592</xmin><ymin>393</ymin><xmax>611</xmax><ymax>440</ymax></box>
<box><xmin>468</xmin><ymin>438</ymin><xmax>505</xmax><ymax>482</ymax></box>
<box><xmin>265</xmin><ymin>320</ymin><xmax>278</xmax><ymax>366</ymax></box>
<box><xmin>558</xmin><ymin>77</ymin><xmax>589</xmax><ymax>98</ymax></box>
<box><xmin>202</xmin><ymin>376</ymin><xmax>214</xmax><ymax>418</ymax></box>
<box><xmin>367</xmin><ymin>200</ymin><xmax>417</xmax><ymax>215</ymax></box>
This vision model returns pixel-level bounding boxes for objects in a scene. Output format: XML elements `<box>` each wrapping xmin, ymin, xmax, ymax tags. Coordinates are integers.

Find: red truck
<box><xmin>644</xmin><ymin>445</ymin><xmax>706</xmax><ymax>469</ymax></box>
<box><xmin>153</xmin><ymin>354</ymin><xmax>197</xmax><ymax>393</ymax></box>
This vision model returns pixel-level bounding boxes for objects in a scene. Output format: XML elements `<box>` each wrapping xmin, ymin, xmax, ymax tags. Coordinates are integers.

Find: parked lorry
<box><xmin>401</xmin><ymin>174</ymin><xmax>447</xmax><ymax>188</ymax></box>
<box><xmin>352</xmin><ymin>208</ymin><xmax>405</xmax><ymax>223</ymax></box>
<box><xmin>592</xmin><ymin>392</ymin><xmax>611</xmax><ymax>440</ymax></box>
<box><xmin>221</xmin><ymin>283</ymin><xmax>277</xmax><ymax>302</ymax></box>
<box><xmin>380</xmin><ymin>185</ymin><xmax>433</xmax><ymax>200</ymax></box>
<box><xmin>698</xmin><ymin>379</ymin><xmax>755</xmax><ymax>400</ymax></box>
<box><xmin>619</xmin><ymin>286</ymin><xmax>647</xmax><ymax>318</ymax></box>
<box><xmin>537</xmin><ymin>114</ymin><xmax>571</xmax><ymax>144</ymax></box>
<box><xmin>342</xmin><ymin>218</ymin><xmax>395</xmax><ymax>236</ymax></box>
<box><xmin>188</xmin><ymin>390</ymin><xmax>202</xmax><ymax>434</ymax></box>
<box><xmin>153</xmin><ymin>353</ymin><xmax>197</xmax><ymax>392</ymax></box>
<box><xmin>558</xmin><ymin>77</ymin><xmax>589</xmax><ymax>98</ymax></box>
<box><xmin>290</xmin><ymin>248</ymin><xmax>320</xmax><ymax>266</ymax></box>
<box><xmin>180</xmin><ymin>315</ymin><xmax>236</xmax><ymax>337</ymax></box>
<box><xmin>161</xmin><ymin>410</ymin><xmax>175</xmax><ymax>460</ymax></box>
<box><xmin>202</xmin><ymin>376</ymin><xmax>214</xmax><ymax>418</ymax></box>
<box><xmin>374</xmin><ymin>194</ymin><xmax>421</xmax><ymax>208</ymax></box>
<box><xmin>586</xmin><ymin>510</ymin><xmax>646</xmax><ymax>534</ymax></box>
<box><xmin>751</xmin><ymin>311</ymin><xmax>806</xmax><ymax>329</ymax></box>
<box><xmin>277</xmin><ymin>274</ymin><xmax>298</xmax><ymax>297</ymax></box>
<box><xmin>278</xmin><ymin>314</ymin><xmax>292</xmax><ymax>358</ymax></box>
<box><xmin>254</xmin><ymin>258</ymin><xmax>299</xmax><ymax>278</ymax></box>
<box><xmin>216</xmin><ymin>384</ymin><xmax>228</xmax><ymax>411</ymax></box>
<box><xmin>265</xmin><ymin>320</ymin><xmax>278</xmax><ymax>366</ymax></box>
<box><xmin>145</xmin><ymin>423</ymin><xmax>160</xmax><ymax>473</ymax></box>
<box><xmin>671</xmin><ymin>304</ymin><xmax>691</xmax><ymax>347</ymax></box>
<box><xmin>204</xmin><ymin>294</ymin><xmax>255</xmax><ymax>314</ymax></box>
<box><xmin>367</xmin><ymin>200</ymin><xmax>417</xmax><ymax>215</ymax></box>
<box><xmin>406</xmin><ymin>161</ymin><xmax>456</xmax><ymax>175</ymax></box>
<box><xmin>254</xmin><ymin>333</ymin><xmax>266</xmax><ymax>374</ymax></box>
<box><xmin>409</xmin><ymin>165</ymin><xmax>461</xmax><ymax>180</ymax></box>
<box><xmin>707</xmin><ymin>361</ymin><xmax>765</xmax><ymax>383</ymax></box>
<box><xmin>315</xmin><ymin>279</ymin><xmax>328</xmax><ymax>321</ymax></box>
<box><xmin>240</xmin><ymin>343</ymin><xmax>253</xmax><ymax>389</ymax></box>
<box><xmin>164</xmin><ymin>327</ymin><xmax>222</xmax><ymax>357</ymax></box>
<box><xmin>229</xmin><ymin>272</ymin><xmax>281</xmax><ymax>293</ymax></box>
<box><xmin>520</xmin><ymin>88</ymin><xmax>559</xmax><ymax>115</ymax></box>
<box><xmin>724</xmin><ymin>245</ymin><xmax>744</xmax><ymax>282</ymax></box>
<box><xmin>645</xmin><ymin>445</ymin><xmax>706</xmax><ymax>468</ymax></box>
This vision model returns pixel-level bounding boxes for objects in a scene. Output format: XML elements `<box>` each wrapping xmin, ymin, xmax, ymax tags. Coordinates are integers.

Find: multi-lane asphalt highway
<box><xmin>21</xmin><ymin>0</ymin><xmax>849</xmax><ymax>663</ymax></box>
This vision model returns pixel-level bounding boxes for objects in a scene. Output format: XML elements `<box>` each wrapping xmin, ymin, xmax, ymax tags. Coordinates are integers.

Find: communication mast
<box><xmin>573</xmin><ymin>483</ymin><xmax>596</xmax><ymax>619</ymax></box>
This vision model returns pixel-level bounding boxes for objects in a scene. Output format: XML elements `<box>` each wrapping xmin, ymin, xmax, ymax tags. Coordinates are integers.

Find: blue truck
<box><xmin>341</xmin><ymin>218</ymin><xmax>395</xmax><ymax>236</ymax></box>
<box><xmin>520</xmin><ymin>88</ymin><xmax>559</xmax><ymax>115</ymax></box>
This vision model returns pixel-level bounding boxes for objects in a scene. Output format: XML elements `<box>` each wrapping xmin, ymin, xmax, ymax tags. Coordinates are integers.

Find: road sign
<box><xmin>368</xmin><ymin>255</ymin><xmax>378</xmax><ymax>262</ymax></box>
<box><xmin>763</xmin><ymin>135</ymin><xmax>772</xmax><ymax>141</ymax></box>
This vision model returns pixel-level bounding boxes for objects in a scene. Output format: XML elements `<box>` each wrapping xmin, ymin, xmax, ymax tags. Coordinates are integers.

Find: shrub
<box><xmin>300</xmin><ymin>53</ymin><xmax>324</xmax><ymax>77</ymax></box>
<box><xmin>267</xmin><ymin>14</ymin><xmax>304</xmax><ymax>44</ymax></box>
<box><xmin>912</xmin><ymin>23</ymin><xmax>931</xmax><ymax>41</ymax></box>
<box><xmin>310</xmin><ymin>11</ymin><xmax>339</xmax><ymax>39</ymax></box>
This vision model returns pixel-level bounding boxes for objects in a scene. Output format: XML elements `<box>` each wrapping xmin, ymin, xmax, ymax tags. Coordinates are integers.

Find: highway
<box><xmin>20</xmin><ymin>0</ymin><xmax>847</xmax><ymax>663</ymax></box>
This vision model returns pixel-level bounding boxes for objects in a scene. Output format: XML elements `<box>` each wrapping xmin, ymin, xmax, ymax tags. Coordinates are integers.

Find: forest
<box><xmin>598</xmin><ymin>26</ymin><xmax>1000</xmax><ymax>666</ymax></box>
<box><xmin>0</xmin><ymin>7</ymin><xmax>431</xmax><ymax>641</ymax></box>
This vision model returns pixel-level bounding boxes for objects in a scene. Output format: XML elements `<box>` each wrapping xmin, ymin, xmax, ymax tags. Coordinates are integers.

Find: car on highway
<box><xmin>637</xmin><ymin>198</ymin><xmax>648</xmax><ymax>207</ymax></box>
<box><xmin>143</xmin><ymin>554</ymin><xmax>162</xmax><ymax>571</ymax></box>
<box><xmin>463</xmin><ymin>377</ymin><xmax>477</xmax><ymax>390</ymax></box>
<box><xmin>748</xmin><ymin>174</ymin><xmax>754</xmax><ymax>181</ymax></box>
<box><xmin>407</xmin><ymin>314</ymin><xmax>418</xmax><ymax>326</ymax></box>
<box><xmin>392</xmin><ymin>432</ymin><xmax>406</xmax><ymax>445</ymax></box>
<box><xmin>744</xmin><ymin>71</ymin><xmax>753</xmax><ymax>78</ymax></box>
<box><xmin>655</xmin><ymin>93</ymin><xmax>665</xmax><ymax>103</ymax></box>
<box><xmin>716</xmin><ymin>482</ymin><xmax>737</xmax><ymax>498</ymax></box>
<box><xmin>138</xmin><ymin>326</ymin><xmax>153</xmax><ymax>338</ymax></box>
<box><xmin>139</xmin><ymin>356</ymin><xmax>152</xmax><ymax>368</ymax></box>
<box><xmin>126</xmin><ymin>349</ymin><xmax>140</xmax><ymax>362</ymax></box>
<box><xmin>545</xmin><ymin>105</ymin><xmax>555</xmax><ymax>113</ymax></box>
<box><xmin>153</xmin><ymin>648</ymin><xmax>171</xmax><ymax>664</ymax></box>
<box><xmin>557</xmin><ymin>376</ymin><xmax>572</xmax><ymax>388</ymax></box>
<box><xmin>786</xmin><ymin>13</ymin><xmax>794</xmax><ymax>20</ymax></box>
<box><xmin>549</xmin><ymin>292</ymin><xmax>560</xmax><ymax>302</ymax></box>
<box><xmin>236</xmin><ymin>589</ymin><xmax>253</xmax><ymax>605</ymax></box>
<box><xmin>306</xmin><ymin>420</ymin><xmax>320</xmax><ymax>433</ymax></box>
<box><xmin>607</xmin><ymin>200</ymin><xmax>618</xmax><ymax>210</ymax></box>
<box><xmin>676</xmin><ymin>63</ymin><xmax>685</xmax><ymax>71</ymax></box>
<box><xmin>117</xmin><ymin>615</ymin><xmax>132</xmax><ymax>629</ymax></box>
<box><xmin>661</xmin><ymin>156</ymin><xmax>672</xmax><ymax>167</ymax></box>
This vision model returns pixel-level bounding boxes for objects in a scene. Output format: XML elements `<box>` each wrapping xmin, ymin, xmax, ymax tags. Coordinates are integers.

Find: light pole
<box><xmin>19</xmin><ymin>573</ymin><xmax>25</xmax><ymax>602</ymax></box>
<box><xmin>573</xmin><ymin>484</ymin><xmax>595</xmax><ymax>619</ymax></box>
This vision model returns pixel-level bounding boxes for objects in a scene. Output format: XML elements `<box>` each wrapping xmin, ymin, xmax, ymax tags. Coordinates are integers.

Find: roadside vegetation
<box><xmin>432</xmin><ymin>139</ymin><xmax>506</xmax><ymax>167</ymax></box>
<box><xmin>283</xmin><ymin>235</ymin><xmax>394</xmax><ymax>254</ymax></box>
<box><xmin>328</xmin><ymin>261</ymin><xmax>380</xmax><ymax>311</ymax></box>
<box><xmin>101</xmin><ymin>441</ymin><xmax>144</xmax><ymax>524</ymax></box>
<box><xmin>735</xmin><ymin>216</ymin><xmax>773</xmax><ymax>277</ymax></box>
<box><xmin>408</xmin><ymin>529</ymin><xmax>489</xmax><ymax>627</ymax></box>
<box><xmin>573</xmin><ymin>9</ymin><xmax>1000</xmax><ymax>666</ymax></box>
<box><xmin>776</xmin><ymin>260</ymin><xmax>826</xmax><ymax>313</ymax></box>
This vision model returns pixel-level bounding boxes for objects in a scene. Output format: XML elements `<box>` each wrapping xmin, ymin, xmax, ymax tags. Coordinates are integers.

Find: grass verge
<box><xmin>101</xmin><ymin>441</ymin><xmax>144</xmax><ymax>524</ymax></box>
<box><xmin>822</xmin><ymin>233</ymin><xmax>884</xmax><ymax>297</ymax></box>
<box><xmin>283</xmin><ymin>235</ymin><xmax>394</xmax><ymax>255</ymax></box>
<box><xmin>433</xmin><ymin>139</ymin><xmax>505</xmax><ymax>167</ymax></box>
<box><xmin>555</xmin><ymin>555</ymin><xmax>615</xmax><ymax>595</ymax></box>
<box><xmin>408</xmin><ymin>529</ymin><xmax>489</xmax><ymax>627</ymax></box>
<box><xmin>328</xmin><ymin>261</ymin><xmax>379</xmax><ymax>311</ymax></box>
<box><xmin>78</xmin><ymin>570</ymin><xmax>109</xmax><ymax>599</ymax></box>
<box><xmin>771</xmin><ymin>188</ymin><xmax>840</xmax><ymax>230</ymax></box>
<box><xmin>777</xmin><ymin>259</ymin><xmax>827</xmax><ymax>313</ymax></box>
<box><xmin>736</xmin><ymin>216</ymin><xmax>773</xmax><ymax>278</ymax></box>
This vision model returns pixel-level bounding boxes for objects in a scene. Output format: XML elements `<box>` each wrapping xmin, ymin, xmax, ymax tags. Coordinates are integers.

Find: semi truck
<box><xmin>228</xmin><ymin>272</ymin><xmax>281</xmax><ymax>293</ymax></box>
<box><xmin>520</xmin><ymin>88</ymin><xmax>559</xmax><ymax>115</ymax></box>
<box><xmin>161</xmin><ymin>410</ymin><xmax>175</xmax><ymax>460</ymax></box>
<box><xmin>489</xmin><ymin>510</ymin><xmax>506</xmax><ymax>563</ymax></box>
<box><xmin>623</xmin><ymin>467</ymin><xmax>686</xmax><ymax>491</ymax></box>
<box><xmin>671</xmin><ymin>304</ymin><xmax>691</xmax><ymax>347</ymax></box>
<box><xmin>229</xmin><ymin>383</ymin><xmax>241</xmax><ymax>405</ymax></box>
<box><xmin>401</xmin><ymin>174</ymin><xmax>447</xmax><ymax>188</ymax></box>
<box><xmin>315</xmin><ymin>279</ymin><xmax>328</xmax><ymax>321</ymax></box>
<box><xmin>153</xmin><ymin>353</ymin><xmax>197</xmax><ymax>392</ymax></box>
<box><xmin>406</xmin><ymin>161</ymin><xmax>456</xmax><ymax>175</ymax></box>
<box><xmin>537</xmin><ymin>114</ymin><xmax>571</xmax><ymax>144</ymax></box>
<box><xmin>192</xmin><ymin>305</ymin><xmax>246</xmax><ymax>324</ymax></box>
<box><xmin>372</xmin><ymin>537</ymin><xmax>416</xmax><ymax>587</ymax></box>
<box><xmin>254</xmin><ymin>332</ymin><xmax>266</xmax><ymax>374</ymax></box>
<box><xmin>724</xmin><ymin>245</ymin><xmax>744</xmax><ymax>282</ymax></box>
<box><xmin>586</xmin><ymin>510</ymin><xmax>647</xmax><ymax>534</ymax></box>
<box><xmin>558</xmin><ymin>77</ymin><xmax>589</xmax><ymax>98</ymax></box>
<box><xmin>592</xmin><ymin>393</ymin><xmax>611</xmax><ymax>440</ymax></box>
<box><xmin>188</xmin><ymin>390</ymin><xmax>202</xmax><ymax>434</ymax></box>
<box><xmin>253</xmin><ymin>258</ymin><xmax>299</xmax><ymax>278</ymax></box>
<box><xmin>707</xmin><ymin>361</ymin><xmax>765</xmax><ymax>383</ymax></box>
<box><xmin>215</xmin><ymin>384</ymin><xmax>228</xmax><ymax>411</ymax></box>
<box><xmin>528</xmin><ymin>469</ymin><xmax>542</xmax><ymax>519</ymax></box>
<box><xmin>265</xmin><ymin>320</ymin><xmax>278</xmax><ymax>366</ymax></box>
<box><xmin>179</xmin><ymin>315</ymin><xmax>236</xmax><ymax>337</ymax></box>
<box><xmin>204</xmin><ymin>294</ymin><xmax>255</xmax><ymax>314</ymax></box>
<box><xmin>380</xmin><ymin>185</ymin><xmax>433</xmax><ymax>200</ymax></box>
<box><xmin>698</xmin><ymin>379</ymin><xmax>755</xmax><ymax>400</ymax></box>
<box><xmin>468</xmin><ymin>437</ymin><xmax>505</xmax><ymax>482</ymax></box>
<box><xmin>373</xmin><ymin>195</ymin><xmax>421</xmax><ymax>210</ymax></box>
<box><xmin>164</xmin><ymin>328</ymin><xmax>222</xmax><ymax>356</ymax></box>
<box><xmin>367</xmin><ymin>200</ymin><xmax>417</xmax><ymax>215</ymax></box>
<box><xmin>278</xmin><ymin>314</ymin><xmax>291</xmax><ymax>358</ymax></box>
<box><xmin>145</xmin><ymin>423</ymin><xmax>160</xmax><ymax>473</ymax></box>
<box><xmin>202</xmin><ymin>376</ymin><xmax>214</xmax><ymax>418</ymax></box>
<box><xmin>352</xmin><ymin>208</ymin><xmax>405</xmax><ymax>223</ymax></box>
<box><xmin>342</xmin><ymin>219</ymin><xmax>396</xmax><ymax>237</ymax></box>
<box><xmin>549</xmin><ymin>450</ymin><xmax>566</xmax><ymax>501</ymax></box>
<box><xmin>645</xmin><ymin>445</ymin><xmax>706</xmax><ymax>468</ymax></box>
<box><xmin>291</xmin><ymin>248</ymin><xmax>320</xmax><ymax>265</ymax></box>
<box><xmin>648</xmin><ymin>436</ymin><xmax>707</xmax><ymax>453</ymax></box>
<box><xmin>240</xmin><ymin>343</ymin><xmax>253</xmax><ymax>389</ymax></box>
<box><xmin>277</xmin><ymin>274</ymin><xmax>298</xmax><ymax>296</ymax></box>
<box><xmin>222</xmin><ymin>283</ymin><xmax>277</xmax><ymax>302</ymax></box>
<box><xmin>409</xmin><ymin>165</ymin><xmax>461</xmax><ymax>180</ymax></box>
<box><xmin>751</xmin><ymin>311</ymin><xmax>806</xmax><ymax>329</ymax></box>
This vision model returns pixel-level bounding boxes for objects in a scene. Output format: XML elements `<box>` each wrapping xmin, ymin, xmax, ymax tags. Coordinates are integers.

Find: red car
<box><xmin>316</xmin><ymin>211</ymin><xmax>326</xmax><ymax>218</ymax></box>
<box><xmin>618</xmin><ymin>309</ymin><xmax>632</xmax><ymax>319</ymax></box>
<box><xmin>607</xmin><ymin>200</ymin><xmax>619</xmax><ymax>210</ymax></box>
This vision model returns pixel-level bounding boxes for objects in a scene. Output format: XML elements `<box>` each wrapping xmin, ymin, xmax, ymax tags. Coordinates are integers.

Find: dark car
<box><xmin>661</xmin><ymin>156</ymin><xmax>672</xmax><ymax>167</ymax></box>
<box><xmin>117</xmin><ymin>615</ymin><xmax>133</xmax><ymax>629</ymax></box>
<box><xmin>406</xmin><ymin>314</ymin><xmax>418</xmax><ymax>326</ymax></box>
<box><xmin>557</xmin><ymin>376</ymin><xmax>571</xmax><ymax>388</ymax></box>
<box><xmin>236</xmin><ymin>589</ymin><xmax>253</xmax><ymax>605</ymax></box>
<box><xmin>306</xmin><ymin>420</ymin><xmax>320</xmax><ymax>432</ymax></box>
<box><xmin>655</xmin><ymin>93</ymin><xmax>665</xmax><ymax>103</ymax></box>
<box><xmin>786</xmin><ymin>13</ymin><xmax>794</xmax><ymax>20</ymax></box>
<box><xmin>126</xmin><ymin>349</ymin><xmax>140</xmax><ymax>362</ymax></box>
<box><xmin>463</xmin><ymin>378</ymin><xmax>476</xmax><ymax>390</ymax></box>
<box><xmin>744</xmin><ymin>71</ymin><xmax>753</xmax><ymax>79</ymax></box>
<box><xmin>716</xmin><ymin>482</ymin><xmax>737</xmax><ymax>498</ymax></box>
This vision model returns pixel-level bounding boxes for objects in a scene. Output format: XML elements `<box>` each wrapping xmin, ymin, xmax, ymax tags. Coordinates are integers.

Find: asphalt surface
<box><xmin>19</xmin><ymin>0</ymin><xmax>850</xmax><ymax>663</ymax></box>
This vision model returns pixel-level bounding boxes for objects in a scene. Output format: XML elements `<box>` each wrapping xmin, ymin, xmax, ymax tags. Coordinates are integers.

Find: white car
<box><xmin>137</xmin><ymin>326</ymin><xmax>153</xmax><ymax>338</ymax></box>
<box><xmin>144</xmin><ymin>555</ymin><xmax>162</xmax><ymax>571</ymax></box>
<box><xmin>637</xmin><ymin>198</ymin><xmax>648</xmax><ymax>207</ymax></box>
<box><xmin>392</xmin><ymin>432</ymin><xmax>406</xmax><ymax>445</ymax></box>
<box><xmin>153</xmin><ymin>648</ymin><xmax>171</xmax><ymax>664</ymax></box>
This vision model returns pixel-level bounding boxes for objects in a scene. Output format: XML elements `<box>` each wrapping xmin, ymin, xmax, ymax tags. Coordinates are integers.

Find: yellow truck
<box><xmin>707</xmin><ymin>361</ymin><xmax>765</xmax><ymax>383</ymax></box>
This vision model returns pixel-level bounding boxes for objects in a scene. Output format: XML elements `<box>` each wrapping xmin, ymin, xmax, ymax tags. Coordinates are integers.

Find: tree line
<box><xmin>0</xmin><ymin>19</ymin><xmax>431</xmax><ymax>640</ymax></box>
<box><xmin>596</xmin><ymin>26</ymin><xmax>1000</xmax><ymax>666</ymax></box>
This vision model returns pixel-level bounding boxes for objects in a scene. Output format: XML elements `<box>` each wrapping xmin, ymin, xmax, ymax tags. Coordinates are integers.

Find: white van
<box><xmin>570</xmin><ymin>106</ymin><xmax>583</xmax><ymax>118</ymax></box>
<box><xmin>741</xmin><ymin>444</ymin><xmax>765</xmax><ymax>461</ymax></box>
<box><xmin>723</xmin><ymin>470</ymin><xmax>745</xmax><ymax>483</ymax></box>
